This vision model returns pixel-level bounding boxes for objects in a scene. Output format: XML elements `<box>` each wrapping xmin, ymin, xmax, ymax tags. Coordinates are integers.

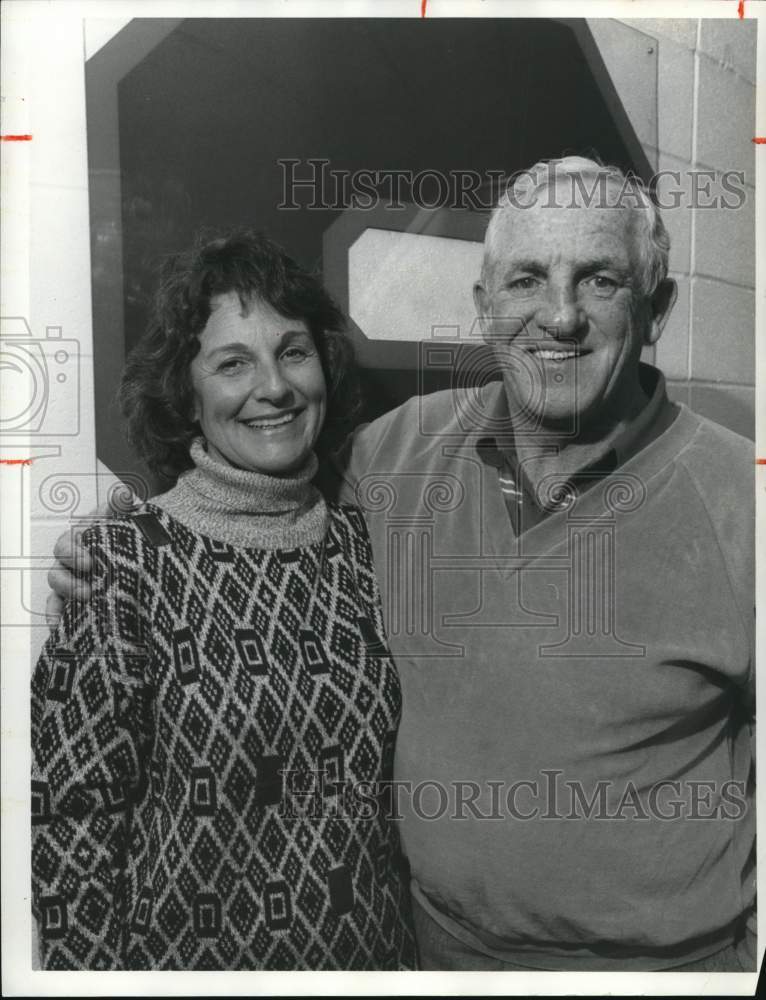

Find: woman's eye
<box><xmin>281</xmin><ymin>346</ymin><xmax>310</xmax><ymax>361</ymax></box>
<box><xmin>218</xmin><ymin>357</ymin><xmax>247</xmax><ymax>373</ymax></box>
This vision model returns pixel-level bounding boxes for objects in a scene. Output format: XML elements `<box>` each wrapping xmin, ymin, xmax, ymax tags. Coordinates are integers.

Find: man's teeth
<box><xmin>243</xmin><ymin>413</ymin><xmax>297</xmax><ymax>429</ymax></box>
<box><xmin>534</xmin><ymin>349</ymin><xmax>578</xmax><ymax>361</ymax></box>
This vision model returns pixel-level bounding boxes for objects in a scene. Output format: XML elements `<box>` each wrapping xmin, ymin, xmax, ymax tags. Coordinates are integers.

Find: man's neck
<box><xmin>504</xmin><ymin>381</ymin><xmax>651</xmax><ymax>501</ymax></box>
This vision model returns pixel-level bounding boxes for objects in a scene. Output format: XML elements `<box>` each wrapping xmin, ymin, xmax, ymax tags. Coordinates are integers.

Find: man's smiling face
<box><xmin>474</xmin><ymin>183</ymin><xmax>663</xmax><ymax>436</ymax></box>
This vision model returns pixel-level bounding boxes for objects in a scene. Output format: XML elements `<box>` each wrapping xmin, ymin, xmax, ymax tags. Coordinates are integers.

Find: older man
<box><xmin>49</xmin><ymin>157</ymin><xmax>755</xmax><ymax>971</ymax></box>
<box><xmin>331</xmin><ymin>157</ymin><xmax>755</xmax><ymax>971</ymax></box>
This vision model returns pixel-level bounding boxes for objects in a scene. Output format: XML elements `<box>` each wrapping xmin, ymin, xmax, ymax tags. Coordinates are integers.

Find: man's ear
<box><xmin>645</xmin><ymin>277</ymin><xmax>677</xmax><ymax>345</ymax></box>
<box><xmin>473</xmin><ymin>282</ymin><xmax>493</xmax><ymax>342</ymax></box>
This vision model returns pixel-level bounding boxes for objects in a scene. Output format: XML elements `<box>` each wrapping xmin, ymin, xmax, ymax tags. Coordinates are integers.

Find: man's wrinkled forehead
<box><xmin>485</xmin><ymin>183</ymin><xmax>643</xmax><ymax>275</ymax></box>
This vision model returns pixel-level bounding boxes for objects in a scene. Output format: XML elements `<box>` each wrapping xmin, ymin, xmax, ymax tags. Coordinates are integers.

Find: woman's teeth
<box><xmin>243</xmin><ymin>413</ymin><xmax>297</xmax><ymax>429</ymax></box>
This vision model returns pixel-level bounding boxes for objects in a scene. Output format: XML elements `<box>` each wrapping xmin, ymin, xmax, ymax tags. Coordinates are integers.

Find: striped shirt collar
<box><xmin>476</xmin><ymin>364</ymin><xmax>677</xmax><ymax>531</ymax></box>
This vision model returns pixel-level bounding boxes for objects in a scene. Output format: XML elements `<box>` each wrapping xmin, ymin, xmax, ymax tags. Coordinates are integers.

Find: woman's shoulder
<box><xmin>80</xmin><ymin>501</ymin><xmax>181</xmax><ymax>569</ymax></box>
<box><xmin>325</xmin><ymin>502</ymin><xmax>376</xmax><ymax>565</ymax></box>
<box><xmin>83</xmin><ymin>500</ymin><xmax>372</xmax><ymax>565</ymax></box>
<box><xmin>50</xmin><ymin>504</ymin><xmax>174</xmax><ymax>652</ymax></box>
<box><xmin>326</xmin><ymin>501</ymin><xmax>369</xmax><ymax>536</ymax></box>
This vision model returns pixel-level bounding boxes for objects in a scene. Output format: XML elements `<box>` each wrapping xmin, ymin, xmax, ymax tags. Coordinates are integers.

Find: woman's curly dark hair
<box><xmin>119</xmin><ymin>229</ymin><xmax>361</xmax><ymax>479</ymax></box>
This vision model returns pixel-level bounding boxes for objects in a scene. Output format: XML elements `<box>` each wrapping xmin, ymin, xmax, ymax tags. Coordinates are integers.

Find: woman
<box><xmin>31</xmin><ymin>231</ymin><xmax>416</xmax><ymax>970</ymax></box>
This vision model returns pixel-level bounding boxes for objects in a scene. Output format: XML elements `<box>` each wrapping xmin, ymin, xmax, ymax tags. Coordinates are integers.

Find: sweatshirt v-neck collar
<box><xmin>476</xmin><ymin>365</ymin><xmax>680</xmax><ymax>536</ymax></box>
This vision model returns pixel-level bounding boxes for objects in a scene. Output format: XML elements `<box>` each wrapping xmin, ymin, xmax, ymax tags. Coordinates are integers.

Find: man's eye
<box><xmin>585</xmin><ymin>275</ymin><xmax>619</xmax><ymax>296</ymax></box>
<box><xmin>507</xmin><ymin>276</ymin><xmax>539</xmax><ymax>294</ymax></box>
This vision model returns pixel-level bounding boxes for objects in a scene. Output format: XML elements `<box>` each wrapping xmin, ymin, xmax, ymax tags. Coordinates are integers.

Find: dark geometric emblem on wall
<box><xmin>47</xmin><ymin>650</ymin><xmax>77</xmax><ymax>702</ymax></box>
<box><xmin>40</xmin><ymin>894</ymin><xmax>68</xmax><ymax>939</ymax></box>
<box><xmin>264</xmin><ymin>879</ymin><xmax>292</xmax><ymax>930</ymax></box>
<box><xmin>131</xmin><ymin>886</ymin><xmax>153</xmax><ymax>934</ymax></box>
<box><xmin>356</xmin><ymin>616</ymin><xmax>388</xmax><ymax>657</ymax></box>
<box><xmin>299</xmin><ymin>628</ymin><xmax>331</xmax><ymax>676</ymax></box>
<box><xmin>173</xmin><ymin>626</ymin><xmax>200</xmax><ymax>685</ymax></box>
<box><xmin>327</xmin><ymin>865</ymin><xmax>354</xmax><ymax>915</ymax></box>
<box><xmin>202</xmin><ymin>536</ymin><xmax>234</xmax><ymax>562</ymax></box>
<box><xmin>189</xmin><ymin>766</ymin><xmax>217</xmax><ymax>816</ymax></box>
<box><xmin>253</xmin><ymin>754</ymin><xmax>283</xmax><ymax>807</ymax></box>
<box><xmin>234</xmin><ymin>629</ymin><xmax>269</xmax><ymax>675</ymax></box>
<box><xmin>194</xmin><ymin>892</ymin><xmax>222</xmax><ymax>937</ymax></box>
<box><xmin>31</xmin><ymin>780</ymin><xmax>51</xmax><ymax>825</ymax></box>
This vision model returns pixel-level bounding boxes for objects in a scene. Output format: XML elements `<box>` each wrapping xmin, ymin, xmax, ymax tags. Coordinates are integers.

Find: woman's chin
<box><xmin>205</xmin><ymin>439</ymin><xmax>314</xmax><ymax>476</ymax></box>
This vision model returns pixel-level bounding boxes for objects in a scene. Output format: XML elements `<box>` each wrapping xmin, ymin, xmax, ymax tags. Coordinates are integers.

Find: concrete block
<box><xmin>666</xmin><ymin>380</ymin><xmax>691</xmax><ymax>408</ymax></box>
<box><xmin>690</xmin><ymin>277</ymin><xmax>754</xmax><ymax>383</ymax></box>
<box><xmin>655</xmin><ymin>273</ymin><xmax>690</xmax><ymax>380</ymax></box>
<box><xmin>694</xmin><ymin>185</ymin><xmax>755</xmax><ymax>288</ymax></box>
<box><xmin>696</xmin><ymin>54</ymin><xmax>756</xmax><ymax>180</ymax></box>
<box><xmin>656</xmin><ymin>37</ymin><xmax>695</xmax><ymax>162</ymax></box>
<box><xmin>641</xmin><ymin>343</ymin><xmax>656</xmax><ymax>366</ymax></box>
<box><xmin>620</xmin><ymin>19</ymin><xmax>697</xmax><ymax>50</ymax></box>
<box><xmin>689</xmin><ymin>382</ymin><xmax>755</xmax><ymax>440</ymax></box>
<box><xmin>587</xmin><ymin>19</ymin><xmax>659</xmax><ymax>154</ymax></box>
<box><xmin>655</xmin><ymin>153</ymin><xmax>693</xmax><ymax>274</ymax></box>
<box><xmin>699</xmin><ymin>18</ymin><xmax>757</xmax><ymax>84</ymax></box>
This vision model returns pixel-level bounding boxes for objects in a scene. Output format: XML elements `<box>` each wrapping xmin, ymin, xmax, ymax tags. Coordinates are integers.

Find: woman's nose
<box><xmin>535</xmin><ymin>283</ymin><xmax>586</xmax><ymax>339</ymax></box>
<box><xmin>252</xmin><ymin>361</ymin><xmax>292</xmax><ymax>403</ymax></box>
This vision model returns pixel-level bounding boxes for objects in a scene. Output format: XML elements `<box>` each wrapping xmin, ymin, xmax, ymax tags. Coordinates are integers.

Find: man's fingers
<box><xmin>45</xmin><ymin>592</ymin><xmax>64</xmax><ymax>630</ymax></box>
<box><xmin>47</xmin><ymin>565</ymin><xmax>93</xmax><ymax>604</ymax></box>
<box><xmin>46</xmin><ymin>490</ymin><xmax>135</xmax><ymax>620</ymax></box>
<box><xmin>52</xmin><ymin>529</ymin><xmax>92</xmax><ymax>573</ymax></box>
<box><xmin>51</xmin><ymin>495</ymin><xmax>130</xmax><ymax>573</ymax></box>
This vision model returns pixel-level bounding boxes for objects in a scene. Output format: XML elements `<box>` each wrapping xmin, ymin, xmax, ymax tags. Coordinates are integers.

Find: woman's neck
<box><xmin>150</xmin><ymin>437</ymin><xmax>328</xmax><ymax>549</ymax></box>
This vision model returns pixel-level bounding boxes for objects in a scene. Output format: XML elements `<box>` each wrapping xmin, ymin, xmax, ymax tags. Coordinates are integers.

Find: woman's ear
<box><xmin>645</xmin><ymin>277</ymin><xmax>677</xmax><ymax>346</ymax></box>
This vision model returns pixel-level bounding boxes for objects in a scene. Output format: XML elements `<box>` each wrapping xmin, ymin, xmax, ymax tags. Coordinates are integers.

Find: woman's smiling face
<box><xmin>190</xmin><ymin>291</ymin><xmax>327</xmax><ymax>475</ymax></box>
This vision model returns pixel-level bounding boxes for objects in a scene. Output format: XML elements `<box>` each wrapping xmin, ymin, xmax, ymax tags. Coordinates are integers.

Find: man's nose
<box><xmin>536</xmin><ymin>282</ymin><xmax>586</xmax><ymax>339</ymax></box>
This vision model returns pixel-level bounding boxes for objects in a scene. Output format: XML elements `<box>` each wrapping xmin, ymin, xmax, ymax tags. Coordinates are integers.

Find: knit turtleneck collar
<box><xmin>151</xmin><ymin>437</ymin><xmax>328</xmax><ymax>550</ymax></box>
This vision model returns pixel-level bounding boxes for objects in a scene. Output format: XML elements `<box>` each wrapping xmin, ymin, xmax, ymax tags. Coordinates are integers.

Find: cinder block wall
<box><xmin>623</xmin><ymin>18</ymin><xmax>756</xmax><ymax>440</ymax></box>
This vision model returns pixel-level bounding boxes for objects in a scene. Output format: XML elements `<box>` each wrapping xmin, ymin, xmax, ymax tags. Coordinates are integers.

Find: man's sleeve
<box><xmin>31</xmin><ymin>528</ymin><xmax>152</xmax><ymax>970</ymax></box>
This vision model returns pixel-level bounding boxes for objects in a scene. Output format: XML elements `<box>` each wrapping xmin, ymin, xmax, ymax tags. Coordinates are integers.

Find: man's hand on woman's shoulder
<box><xmin>46</xmin><ymin>491</ymin><xmax>138</xmax><ymax>626</ymax></box>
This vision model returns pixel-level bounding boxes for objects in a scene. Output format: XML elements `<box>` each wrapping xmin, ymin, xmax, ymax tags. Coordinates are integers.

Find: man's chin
<box><xmin>508</xmin><ymin>403</ymin><xmax>588</xmax><ymax>440</ymax></box>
